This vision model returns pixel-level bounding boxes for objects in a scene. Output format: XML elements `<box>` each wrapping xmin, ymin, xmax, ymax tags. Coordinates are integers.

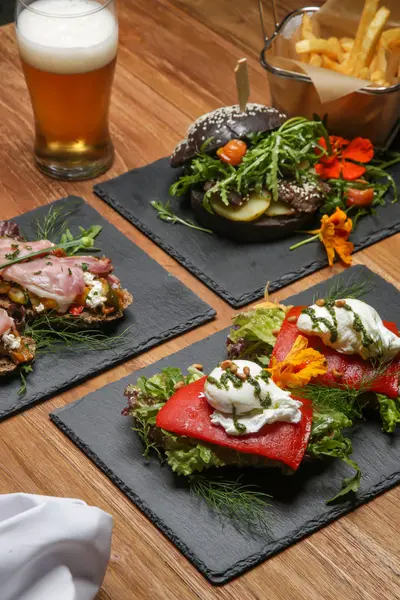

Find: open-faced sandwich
<box><xmin>0</xmin><ymin>223</ymin><xmax>132</xmax><ymax>325</ymax></box>
<box><xmin>169</xmin><ymin>104</ymin><xmax>330</xmax><ymax>242</ymax></box>
<box><xmin>0</xmin><ymin>307</ymin><xmax>35</xmax><ymax>376</ymax></box>
<box><xmin>124</xmin><ymin>288</ymin><xmax>400</xmax><ymax>503</ymax></box>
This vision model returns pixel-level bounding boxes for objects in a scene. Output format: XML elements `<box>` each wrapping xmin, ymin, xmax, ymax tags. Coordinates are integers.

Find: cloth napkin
<box><xmin>0</xmin><ymin>493</ymin><xmax>113</xmax><ymax>600</ymax></box>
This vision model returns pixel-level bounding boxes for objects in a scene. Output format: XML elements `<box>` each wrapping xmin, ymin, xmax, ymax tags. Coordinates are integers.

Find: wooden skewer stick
<box><xmin>235</xmin><ymin>58</ymin><xmax>250</xmax><ymax>112</ymax></box>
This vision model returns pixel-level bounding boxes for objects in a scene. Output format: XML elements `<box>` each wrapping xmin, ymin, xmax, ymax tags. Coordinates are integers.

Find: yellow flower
<box><xmin>290</xmin><ymin>207</ymin><xmax>354</xmax><ymax>267</ymax></box>
<box><xmin>309</xmin><ymin>208</ymin><xmax>354</xmax><ymax>266</ymax></box>
<box><xmin>267</xmin><ymin>335</ymin><xmax>328</xmax><ymax>389</ymax></box>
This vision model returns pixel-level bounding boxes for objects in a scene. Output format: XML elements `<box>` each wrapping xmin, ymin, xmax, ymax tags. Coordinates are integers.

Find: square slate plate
<box><xmin>0</xmin><ymin>196</ymin><xmax>215</xmax><ymax>420</ymax></box>
<box><xmin>51</xmin><ymin>265</ymin><xmax>400</xmax><ymax>584</ymax></box>
<box><xmin>94</xmin><ymin>157</ymin><xmax>400</xmax><ymax>307</ymax></box>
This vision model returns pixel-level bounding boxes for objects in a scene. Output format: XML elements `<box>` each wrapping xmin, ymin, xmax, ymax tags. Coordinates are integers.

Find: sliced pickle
<box><xmin>210</xmin><ymin>190</ymin><xmax>271</xmax><ymax>222</ymax></box>
<box><xmin>265</xmin><ymin>200</ymin><xmax>296</xmax><ymax>217</ymax></box>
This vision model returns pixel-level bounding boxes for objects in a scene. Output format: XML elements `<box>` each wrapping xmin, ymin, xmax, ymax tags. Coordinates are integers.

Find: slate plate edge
<box><xmin>2</xmin><ymin>307</ymin><xmax>215</xmax><ymax>420</ymax></box>
<box><xmin>2</xmin><ymin>196</ymin><xmax>215</xmax><ymax>419</ymax></box>
<box><xmin>50</xmin><ymin>410</ymin><xmax>400</xmax><ymax>585</ymax></box>
<box><xmin>94</xmin><ymin>174</ymin><xmax>400</xmax><ymax>308</ymax></box>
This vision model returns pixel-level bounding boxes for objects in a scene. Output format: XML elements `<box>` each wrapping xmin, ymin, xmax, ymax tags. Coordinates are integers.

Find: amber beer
<box><xmin>16</xmin><ymin>0</ymin><xmax>118</xmax><ymax>180</ymax></box>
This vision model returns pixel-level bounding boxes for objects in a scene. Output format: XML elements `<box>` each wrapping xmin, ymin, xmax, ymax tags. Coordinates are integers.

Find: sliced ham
<box><xmin>53</xmin><ymin>255</ymin><xmax>113</xmax><ymax>275</ymax></box>
<box><xmin>0</xmin><ymin>239</ymin><xmax>54</xmax><ymax>273</ymax></box>
<box><xmin>2</xmin><ymin>255</ymin><xmax>114</xmax><ymax>313</ymax></box>
<box><xmin>0</xmin><ymin>308</ymin><xmax>16</xmax><ymax>336</ymax></box>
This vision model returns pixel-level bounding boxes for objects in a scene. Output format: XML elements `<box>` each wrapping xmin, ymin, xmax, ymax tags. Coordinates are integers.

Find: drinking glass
<box><xmin>15</xmin><ymin>0</ymin><xmax>118</xmax><ymax>180</ymax></box>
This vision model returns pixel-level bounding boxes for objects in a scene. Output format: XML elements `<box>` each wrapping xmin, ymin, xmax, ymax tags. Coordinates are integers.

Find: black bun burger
<box><xmin>169</xmin><ymin>104</ymin><xmax>329</xmax><ymax>243</ymax></box>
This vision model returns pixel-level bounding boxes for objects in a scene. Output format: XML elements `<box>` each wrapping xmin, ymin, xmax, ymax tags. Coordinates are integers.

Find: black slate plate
<box><xmin>94</xmin><ymin>157</ymin><xmax>400</xmax><ymax>308</ymax></box>
<box><xmin>0</xmin><ymin>196</ymin><xmax>215</xmax><ymax>420</ymax></box>
<box><xmin>51</xmin><ymin>265</ymin><xmax>400</xmax><ymax>584</ymax></box>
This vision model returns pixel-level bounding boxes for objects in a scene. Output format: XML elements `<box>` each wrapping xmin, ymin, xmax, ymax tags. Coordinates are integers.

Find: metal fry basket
<box><xmin>258</xmin><ymin>2</ymin><xmax>400</xmax><ymax>149</ymax></box>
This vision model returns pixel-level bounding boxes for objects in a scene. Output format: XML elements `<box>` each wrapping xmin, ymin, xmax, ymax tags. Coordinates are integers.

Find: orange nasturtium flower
<box><xmin>316</xmin><ymin>136</ymin><xmax>374</xmax><ymax>180</ymax></box>
<box><xmin>267</xmin><ymin>335</ymin><xmax>327</xmax><ymax>389</ymax></box>
<box><xmin>290</xmin><ymin>207</ymin><xmax>354</xmax><ymax>267</ymax></box>
<box><xmin>309</xmin><ymin>207</ymin><xmax>354</xmax><ymax>266</ymax></box>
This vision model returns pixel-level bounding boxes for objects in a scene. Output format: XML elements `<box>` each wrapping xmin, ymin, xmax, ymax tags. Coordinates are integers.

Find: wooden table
<box><xmin>1</xmin><ymin>1</ymin><xmax>399</xmax><ymax>598</ymax></box>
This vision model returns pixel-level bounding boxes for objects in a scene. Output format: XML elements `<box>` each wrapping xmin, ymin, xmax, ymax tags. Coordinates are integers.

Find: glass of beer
<box><xmin>15</xmin><ymin>0</ymin><xmax>118</xmax><ymax>180</ymax></box>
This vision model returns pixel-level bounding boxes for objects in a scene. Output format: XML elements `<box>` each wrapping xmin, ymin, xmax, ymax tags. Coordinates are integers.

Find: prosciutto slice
<box><xmin>0</xmin><ymin>239</ymin><xmax>54</xmax><ymax>273</ymax></box>
<box><xmin>2</xmin><ymin>255</ymin><xmax>113</xmax><ymax>313</ymax></box>
<box><xmin>0</xmin><ymin>308</ymin><xmax>16</xmax><ymax>336</ymax></box>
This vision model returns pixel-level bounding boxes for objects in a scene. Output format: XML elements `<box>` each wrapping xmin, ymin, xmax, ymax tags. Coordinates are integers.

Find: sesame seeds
<box><xmin>171</xmin><ymin>104</ymin><xmax>287</xmax><ymax>165</ymax></box>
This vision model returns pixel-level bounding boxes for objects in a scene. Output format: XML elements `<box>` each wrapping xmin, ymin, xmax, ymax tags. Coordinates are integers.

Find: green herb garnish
<box><xmin>151</xmin><ymin>200</ymin><xmax>213</xmax><ymax>234</ymax></box>
<box><xmin>317</xmin><ymin>271</ymin><xmax>374</xmax><ymax>303</ymax></box>
<box><xmin>25</xmin><ymin>312</ymin><xmax>131</xmax><ymax>354</ymax></box>
<box><xmin>190</xmin><ymin>475</ymin><xmax>271</xmax><ymax>534</ymax></box>
<box><xmin>170</xmin><ymin>117</ymin><xmax>329</xmax><ymax>209</ymax></box>
<box><xmin>18</xmin><ymin>364</ymin><xmax>33</xmax><ymax>396</ymax></box>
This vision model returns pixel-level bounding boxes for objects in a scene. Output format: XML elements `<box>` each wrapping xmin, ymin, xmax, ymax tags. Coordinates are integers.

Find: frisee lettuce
<box><xmin>377</xmin><ymin>394</ymin><xmax>400</xmax><ymax>433</ymax></box>
<box><xmin>227</xmin><ymin>305</ymin><xmax>286</xmax><ymax>364</ymax></box>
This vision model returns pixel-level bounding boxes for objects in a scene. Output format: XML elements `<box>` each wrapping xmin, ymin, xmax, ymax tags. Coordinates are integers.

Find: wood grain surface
<box><xmin>0</xmin><ymin>1</ymin><xmax>399</xmax><ymax>599</ymax></box>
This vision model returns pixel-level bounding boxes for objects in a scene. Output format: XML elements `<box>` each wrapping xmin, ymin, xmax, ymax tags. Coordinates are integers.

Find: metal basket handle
<box><xmin>258</xmin><ymin>0</ymin><xmax>279</xmax><ymax>42</ymax></box>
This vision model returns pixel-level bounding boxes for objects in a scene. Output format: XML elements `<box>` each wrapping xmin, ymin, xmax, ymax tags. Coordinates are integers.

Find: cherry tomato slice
<box><xmin>69</xmin><ymin>305</ymin><xmax>84</xmax><ymax>315</ymax></box>
<box><xmin>345</xmin><ymin>187</ymin><xmax>374</xmax><ymax>207</ymax></box>
<box><xmin>216</xmin><ymin>139</ymin><xmax>247</xmax><ymax>166</ymax></box>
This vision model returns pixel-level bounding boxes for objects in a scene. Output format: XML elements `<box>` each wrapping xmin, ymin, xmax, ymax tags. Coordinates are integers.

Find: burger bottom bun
<box><xmin>190</xmin><ymin>189</ymin><xmax>316</xmax><ymax>243</ymax></box>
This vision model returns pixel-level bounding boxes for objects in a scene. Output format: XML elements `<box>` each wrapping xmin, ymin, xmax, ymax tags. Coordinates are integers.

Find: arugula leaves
<box><xmin>170</xmin><ymin>117</ymin><xmax>329</xmax><ymax>209</ymax></box>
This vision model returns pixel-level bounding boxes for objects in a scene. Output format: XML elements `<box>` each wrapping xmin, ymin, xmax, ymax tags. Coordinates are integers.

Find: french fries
<box><xmin>295</xmin><ymin>1</ymin><xmax>400</xmax><ymax>88</ymax></box>
<box><xmin>353</xmin><ymin>7</ymin><xmax>390</xmax><ymax>76</ymax></box>
<box><xmin>296</xmin><ymin>38</ymin><xmax>341</xmax><ymax>61</ymax></box>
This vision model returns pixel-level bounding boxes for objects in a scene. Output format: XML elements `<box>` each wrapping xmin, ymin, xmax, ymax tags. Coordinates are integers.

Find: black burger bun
<box><xmin>190</xmin><ymin>188</ymin><xmax>319</xmax><ymax>244</ymax></box>
<box><xmin>171</xmin><ymin>104</ymin><xmax>287</xmax><ymax>168</ymax></box>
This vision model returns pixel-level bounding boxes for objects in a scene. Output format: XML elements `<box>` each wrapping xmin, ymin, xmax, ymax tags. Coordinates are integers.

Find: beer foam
<box><xmin>17</xmin><ymin>0</ymin><xmax>118</xmax><ymax>74</ymax></box>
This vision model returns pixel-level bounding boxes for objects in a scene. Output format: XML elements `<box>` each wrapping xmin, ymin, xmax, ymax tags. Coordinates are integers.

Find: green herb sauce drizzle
<box><xmin>232</xmin><ymin>405</ymin><xmax>247</xmax><ymax>434</ymax></box>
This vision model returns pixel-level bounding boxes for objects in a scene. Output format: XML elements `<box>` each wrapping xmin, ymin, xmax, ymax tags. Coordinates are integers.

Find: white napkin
<box><xmin>0</xmin><ymin>493</ymin><xmax>113</xmax><ymax>600</ymax></box>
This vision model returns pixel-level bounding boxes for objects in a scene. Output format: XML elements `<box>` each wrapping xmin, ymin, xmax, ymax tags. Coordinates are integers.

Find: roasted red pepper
<box><xmin>156</xmin><ymin>376</ymin><xmax>313</xmax><ymax>470</ymax></box>
<box><xmin>272</xmin><ymin>306</ymin><xmax>400</xmax><ymax>398</ymax></box>
<box><xmin>69</xmin><ymin>305</ymin><xmax>84</xmax><ymax>315</ymax></box>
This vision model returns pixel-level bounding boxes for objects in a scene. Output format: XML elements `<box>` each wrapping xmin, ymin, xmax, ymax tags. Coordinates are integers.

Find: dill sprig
<box><xmin>25</xmin><ymin>312</ymin><xmax>131</xmax><ymax>354</ymax></box>
<box><xmin>35</xmin><ymin>203</ymin><xmax>80</xmax><ymax>241</ymax></box>
<box><xmin>296</xmin><ymin>383</ymin><xmax>366</xmax><ymax>419</ymax></box>
<box><xmin>190</xmin><ymin>475</ymin><xmax>271</xmax><ymax>534</ymax></box>
<box><xmin>151</xmin><ymin>200</ymin><xmax>213</xmax><ymax>234</ymax></box>
<box><xmin>315</xmin><ymin>272</ymin><xmax>375</xmax><ymax>303</ymax></box>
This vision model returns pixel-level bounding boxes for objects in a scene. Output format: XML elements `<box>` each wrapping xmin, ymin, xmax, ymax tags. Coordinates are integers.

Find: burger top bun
<box><xmin>170</xmin><ymin>104</ymin><xmax>287</xmax><ymax>168</ymax></box>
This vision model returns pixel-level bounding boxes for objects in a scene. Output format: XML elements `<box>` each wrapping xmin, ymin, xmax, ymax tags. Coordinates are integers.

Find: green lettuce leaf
<box><xmin>227</xmin><ymin>306</ymin><xmax>286</xmax><ymax>362</ymax></box>
<box><xmin>230</xmin><ymin>307</ymin><xmax>286</xmax><ymax>345</ymax></box>
<box><xmin>125</xmin><ymin>366</ymin><xmax>204</xmax><ymax>457</ymax></box>
<box><xmin>377</xmin><ymin>394</ymin><xmax>400</xmax><ymax>433</ymax></box>
<box><xmin>163</xmin><ymin>432</ymin><xmax>225</xmax><ymax>476</ymax></box>
<box><xmin>308</xmin><ymin>407</ymin><xmax>361</xmax><ymax>503</ymax></box>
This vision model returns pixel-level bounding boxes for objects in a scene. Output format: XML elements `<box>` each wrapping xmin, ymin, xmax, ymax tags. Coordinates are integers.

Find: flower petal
<box><xmin>342</xmin><ymin>137</ymin><xmax>374</xmax><ymax>163</ymax></box>
<box><xmin>333</xmin><ymin>238</ymin><xmax>354</xmax><ymax>266</ymax></box>
<box><xmin>341</xmin><ymin>160</ymin><xmax>367</xmax><ymax>180</ymax></box>
<box><xmin>316</xmin><ymin>159</ymin><xmax>342</xmax><ymax>179</ymax></box>
<box><xmin>268</xmin><ymin>335</ymin><xmax>327</xmax><ymax>389</ymax></box>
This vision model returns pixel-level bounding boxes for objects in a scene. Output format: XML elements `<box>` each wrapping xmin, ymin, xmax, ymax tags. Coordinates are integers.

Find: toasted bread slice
<box><xmin>0</xmin><ymin>336</ymin><xmax>36</xmax><ymax>376</ymax></box>
<box><xmin>22</xmin><ymin>288</ymin><xmax>133</xmax><ymax>328</ymax></box>
<box><xmin>65</xmin><ymin>289</ymin><xmax>133</xmax><ymax>327</ymax></box>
